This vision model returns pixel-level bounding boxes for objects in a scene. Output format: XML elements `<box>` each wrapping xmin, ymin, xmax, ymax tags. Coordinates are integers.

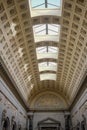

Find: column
<box><xmin>28</xmin><ymin>112</ymin><xmax>34</xmax><ymax>130</ymax></box>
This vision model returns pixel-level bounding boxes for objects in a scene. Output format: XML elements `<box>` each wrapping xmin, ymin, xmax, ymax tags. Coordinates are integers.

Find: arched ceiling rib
<box><xmin>29</xmin><ymin>91</ymin><xmax>68</xmax><ymax>110</ymax></box>
<box><xmin>34</xmin><ymin>35</ymin><xmax>59</xmax><ymax>42</ymax></box>
<box><xmin>28</xmin><ymin>89</ymin><xmax>69</xmax><ymax>107</ymax></box>
<box><xmin>32</xmin><ymin>15</ymin><xmax>61</xmax><ymax>25</ymax></box>
<box><xmin>31</xmin><ymin>9</ymin><xmax>61</xmax><ymax>17</ymax></box>
<box><xmin>35</xmin><ymin>41</ymin><xmax>58</xmax><ymax>48</ymax></box>
<box><xmin>0</xmin><ymin>0</ymin><xmax>87</xmax><ymax>110</ymax></box>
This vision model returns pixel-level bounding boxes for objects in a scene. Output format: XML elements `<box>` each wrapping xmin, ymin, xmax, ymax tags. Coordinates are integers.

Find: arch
<box><xmin>29</xmin><ymin>91</ymin><xmax>68</xmax><ymax>110</ymax></box>
<box><xmin>32</xmin><ymin>15</ymin><xmax>61</xmax><ymax>25</ymax></box>
<box><xmin>28</xmin><ymin>88</ymin><xmax>70</xmax><ymax>106</ymax></box>
<box><xmin>34</xmin><ymin>35</ymin><xmax>59</xmax><ymax>42</ymax></box>
<box><xmin>35</xmin><ymin>41</ymin><xmax>58</xmax><ymax>48</ymax></box>
<box><xmin>38</xmin><ymin>59</ymin><xmax>57</xmax><ymax>63</ymax></box>
<box><xmin>31</xmin><ymin>9</ymin><xmax>61</xmax><ymax>17</ymax></box>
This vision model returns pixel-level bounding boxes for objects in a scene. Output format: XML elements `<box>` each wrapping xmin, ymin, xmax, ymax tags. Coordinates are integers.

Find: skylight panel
<box><xmin>48</xmin><ymin>46</ymin><xmax>58</xmax><ymax>53</ymax></box>
<box><xmin>39</xmin><ymin>65</ymin><xmax>57</xmax><ymax>72</ymax></box>
<box><xmin>34</xmin><ymin>24</ymin><xmax>46</xmax><ymax>35</ymax></box>
<box><xmin>38</xmin><ymin>62</ymin><xmax>47</xmax><ymax>66</ymax></box>
<box><xmin>48</xmin><ymin>24</ymin><xmax>60</xmax><ymax>35</ymax></box>
<box><xmin>38</xmin><ymin>62</ymin><xmax>57</xmax><ymax>66</ymax></box>
<box><xmin>40</xmin><ymin>73</ymin><xmax>56</xmax><ymax>80</ymax></box>
<box><xmin>31</xmin><ymin>0</ymin><xmax>61</xmax><ymax>9</ymax></box>
<box><xmin>32</xmin><ymin>0</ymin><xmax>45</xmax><ymax>8</ymax></box>
<box><xmin>49</xmin><ymin>62</ymin><xmax>57</xmax><ymax>66</ymax></box>
<box><xmin>38</xmin><ymin>62</ymin><xmax>57</xmax><ymax>72</ymax></box>
<box><xmin>48</xmin><ymin>0</ymin><xmax>60</xmax><ymax>8</ymax></box>
<box><xmin>36</xmin><ymin>46</ymin><xmax>58</xmax><ymax>53</ymax></box>
<box><xmin>36</xmin><ymin>46</ymin><xmax>47</xmax><ymax>53</ymax></box>
<box><xmin>33</xmin><ymin>24</ymin><xmax>60</xmax><ymax>35</ymax></box>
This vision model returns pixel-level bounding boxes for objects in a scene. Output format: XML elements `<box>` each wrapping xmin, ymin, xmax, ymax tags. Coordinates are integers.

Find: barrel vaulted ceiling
<box><xmin>0</xmin><ymin>0</ymin><xmax>87</xmax><ymax>110</ymax></box>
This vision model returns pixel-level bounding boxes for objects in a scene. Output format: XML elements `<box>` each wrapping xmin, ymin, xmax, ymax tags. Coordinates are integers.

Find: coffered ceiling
<box><xmin>0</xmin><ymin>0</ymin><xmax>87</xmax><ymax>110</ymax></box>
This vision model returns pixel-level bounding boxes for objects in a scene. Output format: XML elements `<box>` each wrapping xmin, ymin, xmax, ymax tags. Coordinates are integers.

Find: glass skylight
<box><xmin>28</xmin><ymin>0</ymin><xmax>62</xmax><ymax>82</ymax></box>
<box><xmin>40</xmin><ymin>73</ymin><xmax>56</xmax><ymax>80</ymax></box>
<box><xmin>38</xmin><ymin>62</ymin><xmax>57</xmax><ymax>72</ymax></box>
<box><xmin>33</xmin><ymin>24</ymin><xmax>60</xmax><ymax>35</ymax></box>
<box><xmin>31</xmin><ymin>0</ymin><xmax>60</xmax><ymax>9</ymax></box>
<box><xmin>36</xmin><ymin>46</ymin><xmax>58</xmax><ymax>53</ymax></box>
<box><xmin>38</xmin><ymin>62</ymin><xmax>57</xmax><ymax>66</ymax></box>
<box><xmin>36</xmin><ymin>46</ymin><xmax>58</xmax><ymax>60</ymax></box>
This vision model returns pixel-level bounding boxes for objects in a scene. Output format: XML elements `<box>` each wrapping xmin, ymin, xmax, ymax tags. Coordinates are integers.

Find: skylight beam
<box><xmin>32</xmin><ymin>3</ymin><xmax>45</xmax><ymax>8</ymax></box>
<box><xmin>47</xmin><ymin>3</ymin><xmax>59</xmax><ymax>7</ymax></box>
<box><xmin>48</xmin><ymin>29</ymin><xmax>58</xmax><ymax>33</ymax></box>
<box><xmin>35</xmin><ymin>29</ymin><xmax>46</xmax><ymax>34</ymax></box>
<box><xmin>45</xmin><ymin>0</ymin><xmax>48</xmax><ymax>8</ymax></box>
<box><xmin>34</xmin><ymin>24</ymin><xmax>45</xmax><ymax>28</ymax></box>
<box><xmin>46</xmin><ymin>24</ymin><xmax>48</xmax><ymax>34</ymax></box>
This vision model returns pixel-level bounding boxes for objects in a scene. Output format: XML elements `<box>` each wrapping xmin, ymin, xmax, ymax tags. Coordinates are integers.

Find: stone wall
<box><xmin>0</xmin><ymin>77</ymin><xmax>27</xmax><ymax>130</ymax></box>
<box><xmin>32</xmin><ymin>112</ymin><xmax>66</xmax><ymax>130</ymax></box>
<box><xmin>71</xmin><ymin>88</ymin><xmax>87</xmax><ymax>129</ymax></box>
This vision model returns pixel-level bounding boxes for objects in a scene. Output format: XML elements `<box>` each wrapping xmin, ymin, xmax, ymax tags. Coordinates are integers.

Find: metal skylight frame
<box><xmin>38</xmin><ymin>62</ymin><xmax>57</xmax><ymax>72</ymax></box>
<box><xmin>33</xmin><ymin>24</ymin><xmax>60</xmax><ymax>35</ymax></box>
<box><xmin>38</xmin><ymin>62</ymin><xmax>57</xmax><ymax>66</ymax></box>
<box><xmin>36</xmin><ymin>46</ymin><xmax>58</xmax><ymax>53</ymax></box>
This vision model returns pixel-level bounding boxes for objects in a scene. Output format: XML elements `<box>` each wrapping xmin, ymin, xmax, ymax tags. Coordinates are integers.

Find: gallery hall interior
<box><xmin>0</xmin><ymin>0</ymin><xmax>87</xmax><ymax>130</ymax></box>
